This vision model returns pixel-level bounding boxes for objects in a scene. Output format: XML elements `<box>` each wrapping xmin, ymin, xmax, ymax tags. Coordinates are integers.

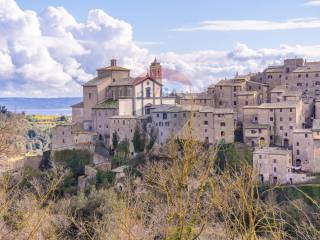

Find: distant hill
<box><xmin>0</xmin><ymin>97</ymin><xmax>82</xmax><ymax>116</ymax></box>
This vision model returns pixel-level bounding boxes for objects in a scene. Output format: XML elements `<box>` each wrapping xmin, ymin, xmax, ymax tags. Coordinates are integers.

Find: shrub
<box><xmin>96</xmin><ymin>170</ymin><xmax>116</xmax><ymax>187</ymax></box>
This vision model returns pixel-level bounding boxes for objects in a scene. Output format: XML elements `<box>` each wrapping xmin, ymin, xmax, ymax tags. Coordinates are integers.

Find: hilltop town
<box><xmin>51</xmin><ymin>57</ymin><xmax>320</xmax><ymax>186</ymax></box>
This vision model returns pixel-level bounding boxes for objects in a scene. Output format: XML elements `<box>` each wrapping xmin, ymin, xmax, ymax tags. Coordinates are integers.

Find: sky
<box><xmin>1</xmin><ymin>0</ymin><xmax>320</xmax><ymax>97</ymax></box>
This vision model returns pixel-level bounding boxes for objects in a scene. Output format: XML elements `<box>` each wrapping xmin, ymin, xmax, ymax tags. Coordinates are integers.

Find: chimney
<box><xmin>111</xmin><ymin>59</ymin><xmax>117</xmax><ymax>67</ymax></box>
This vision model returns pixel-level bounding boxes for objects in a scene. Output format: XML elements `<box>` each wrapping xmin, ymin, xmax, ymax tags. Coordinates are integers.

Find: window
<box><xmin>193</xmin><ymin>113</ymin><xmax>196</xmax><ymax>117</ymax></box>
<box><xmin>306</xmin><ymin>74</ymin><xmax>309</xmax><ymax>78</ymax></box>
<box><xmin>163</xmin><ymin>113</ymin><xmax>167</xmax><ymax>120</ymax></box>
<box><xmin>221</xmin><ymin>131</ymin><xmax>225</xmax><ymax>137</ymax></box>
<box><xmin>99</xmin><ymin>125</ymin><xmax>101</xmax><ymax>129</ymax></box>
<box><xmin>298</xmin><ymin>74</ymin><xmax>301</xmax><ymax>78</ymax></box>
<box><xmin>270</xmin><ymin>117</ymin><xmax>273</xmax><ymax>122</ymax></box>
<box><xmin>297</xmin><ymin>83</ymin><xmax>302</xmax><ymax>87</ymax></box>
<box><xmin>316</xmin><ymin>73</ymin><xmax>319</xmax><ymax>77</ymax></box>
<box><xmin>89</xmin><ymin>93</ymin><xmax>92</xmax><ymax>99</ymax></box>
<box><xmin>245</xmin><ymin>101</ymin><xmax>248</xmax><ymax>105</ymax></box>
<box><xmin>259</xmin><ymin>129</ymin><xmax>262</xmax><ymax>133</ymax></box>
<box><xmin>156</xmin><ymin>113</ymin><xmax>159</xmax><ymax>118</ymax></box>
<box><xmin>204</xmin><ymin>121</ymin><xmax>209</xmax><ymax>125</ymax></box>
<box><xmin>62</xmin><ymin>131</ymin><xmax>64</xmax><ymax>135</ymax></box>
<box><xmin>183</xmin><ymin>113</ymin><xmax>186</xmax><ymax>118</ymax></box>
<box><xmin>220</xmin><ymin>86</ymin><xmax>222</xmax><ymax>90</ymax></box>
<box><xmin>233</xmin><ymin>86</ymin><xmax>237</xmax><ymax>91</ymax></box>
<box><xmin>113</xmin><ymin>78</ymin><xmax>115</xmax><ymax>82</ymax></box>
<box><xmin>273</xmin><ymin>159</ymin><xmax>277</xmax><ymax>163</ymax></box>
<box><xmin>289</xmin><ymin>126</ymin><xmax>293</xmax><ymax>130</ymax></box>
<box><xmin>274</xmin><ymin>167</ymin><xmax>277</xmax><ymax>173</ymax></box>
<box><xmin>280</xmin><ymin>109</ymin><xmax>282</xmax><ymax>112</ymax></box>
<box><xmin>204</xmin><ymin>129</ymin><xmax>207</xmax><ymax>133</ymax></box>
<box><xmin>296</xmin><ymin>142</ymin><xmax>299</xmax><ymax>146</ymax></box>
<box><xmin>204</xmin><ymin>113</ymin><xmax>207</xmax><ymax>117</ymax></box>
<box><xmin>219</xmin><ymin>101</ymin><xmax>222</xmax><ymax>106</ymax></box>
<box><xmin>290</xmin><ymin>108</ymin><xmax>293</xmax><ymax>112</ymax></box>
<box><xmin>220</xmin><ymin>122</ymin><xmax>226</xmax><ymax>127</ymax></box>
<box><xmin>123</xmin><ymin>120</ymin><xmax>125</xmax><ymax>125</ymax></box>
<box><xmin>280</xmin><ymin>117</ymin><xmax>283</xmax><ymax>121</ymax></box>
<box><xmin>174</xmin><ymin>113</ymin><xmax>177</xmax><ymax>118</ymax></box>
<box><xmin>280</xmin><ymin>126</ymin><xmax>283</xmax><ymax>130</ymax></box>
<box><xmin>297</xmin><ymin>150</ymin><xmax>300</xmax><ymax>155</ymax></box>
<box><xmin>234</xmin><ymin>101</ymin><xmax>237</xmax><ymax>106</ymax></box>
<box><xmin>62</xmin><ymin>139</ymin><xmax>65</xmax><ymax>143</ymax></box>
<box><xmin>289</xmin><ymin>117</ymin><xmax>292</xmax><ymax>121</ymax></box>
<box><xmin>146</xmin><ymin>87</ymin><xmax>151</xmax><ymax>98</ymax></box>
<box><xmin>251</xmin><ymin>130</ymin><xmax>257</xmax><ymax>134</ymax></box>
<box><xmin>305</xmin><ymin>133</ymin><xmax>308</xmax><ymax>138</ymax></box>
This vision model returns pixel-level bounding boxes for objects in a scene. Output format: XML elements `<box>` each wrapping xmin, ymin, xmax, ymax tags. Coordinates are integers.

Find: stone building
<box><xmin>235</xmin><ymin>91</ymin><xmax>260</xmax><ymax>122</ymax></box>
<box><xmin>209</xmin><ymin>74</ymin><xmax>250</xmax><ymax>109</ymax></box>
<box><xmin>243</xmin><ymin>100</ymin><xmax>304</xmax><ymax>148</ymax></box>
<box><xmin>292</xmin><ymin>119</ymin><xmax>320</xmax><ymax>173</ymax></box>
<box><xmin>176</xmin><ymin>92</ymin><xmax>215</xmax><ymax>107</ymax></box>
<box><xmin>107</xmin><ymin>115</ymin><xmax>138</xmax><ymax>156</ymax></box>
<box><xmin>253</xmin><ymin>147</ymin><xmax>293</xmax><ymax>185</ymax></box>
<box><xmin>52</xmin><ymin>59</ymin><xmax>175</xmax><ymax>152</ymax></box>
<box><xmin>148</xmin><ymin>104</ymin><xmax>235</xmax><ymax>146</ymax></box>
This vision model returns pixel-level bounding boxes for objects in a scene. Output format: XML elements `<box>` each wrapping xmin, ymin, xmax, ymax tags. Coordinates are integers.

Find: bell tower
<box><xmin>149</xmin><ymin>58</ymin><xmax>162</xmax><ymax>84</ymax></box>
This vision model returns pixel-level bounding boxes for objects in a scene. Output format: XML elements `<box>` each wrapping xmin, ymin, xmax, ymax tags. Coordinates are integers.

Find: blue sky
<box><xmin>15</xmin><ymin>0</ymin><xmax>320</xmax><ymax>53</ymax></box>
<box><xmin>1</xmin><ymin>0</ymin><xmax>320</xmax><ymax>97</ymax></box>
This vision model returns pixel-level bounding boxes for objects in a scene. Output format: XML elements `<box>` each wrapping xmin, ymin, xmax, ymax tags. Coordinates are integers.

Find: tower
<box><xmin>149</xmin><ymin>58</ymin><xmax>162</xmax><ymax>84</ymax></box>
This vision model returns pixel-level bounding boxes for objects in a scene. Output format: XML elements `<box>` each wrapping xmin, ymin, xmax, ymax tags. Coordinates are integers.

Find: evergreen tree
<box><xmin>112</xmin><ymin>131</ymin><xmax>119</xmax><ymax>150</ymax></box>
<box><xmin>132</xmin><ymin>126</ymin><xmax>144</xmax><ymax>153</ymax></box>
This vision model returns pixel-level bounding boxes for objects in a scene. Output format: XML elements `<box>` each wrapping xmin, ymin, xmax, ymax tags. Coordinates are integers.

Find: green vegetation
<box><xmin>215</xmin><ymin>143</ymin><xmax>253</xmax><ymax>171</ymax></box>
<box><xmin>96</xmin><ymin>169</ymin><xmax>116</xmax><ymax>187</ymax></box>
<box><xmin>53</xmin><ymin>149</ymin><xmax>91</xmax><ymax>193</ymax></box>
<box><xmin>113</xmin><ymin>138</ymin><xmax>130</xmax><ymax>166</ymax></box>
<box><xmin>95</xmin><ymin>99</ymin><xmax>118</xmax><ymax>108</ymax></box>
<box><xmin>112</xmin><ymin>131</ymin><xmax>119</xmax><ymax>150</ymax></box>
<box><xmin>132</xmin><ymin>126</ymin><xmax>145</xmax><ymax>153</ymax></box>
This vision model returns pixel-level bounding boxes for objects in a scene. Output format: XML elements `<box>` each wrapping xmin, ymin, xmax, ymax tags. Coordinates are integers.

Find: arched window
<box><xmin>146</xmin><ymin>87</ymin><xmax>151</xmax><ymax>98</ymax></box>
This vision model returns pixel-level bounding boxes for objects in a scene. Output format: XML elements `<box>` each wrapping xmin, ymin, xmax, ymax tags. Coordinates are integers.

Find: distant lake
<box><xmin>0</xmin><ymin>98</ymin><xmax>82</xmax><ymax>116</ymax></box>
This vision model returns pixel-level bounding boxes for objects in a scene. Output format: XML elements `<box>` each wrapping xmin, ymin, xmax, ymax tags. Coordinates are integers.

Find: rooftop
<box><xmin>258</xmin><ymin>100</ymin><xmax>300</xmax><ymax>109</ymax></box>
<box><xmin>109</xmin><ymin>115</ymin><xmax>137</xmax><ymax>119</ymax></box>
<box><xmin>293</xmin><ymin>62</ymin><xmax>320</xmax><ymax>73</ymax></box>
<box><xmin>150</xmin><ymin>104</ymin><xmax>233</xmax><ymax>114</ymax></box>
<box><xmin>264</xmin><ymin>66</ymin><xmax>284</xmax><ymax>73</ymax></box>
<box><xmin>83</xmin><ymin>77</ymin><xmax>111</xmax><ymax>87</ymax></box>
<box><xmin>254</xmin><ymin>147</ymin><xmax>291</xmax><ymax>156</ymax></box>
<box><xmin>93</xmin><ymin>99</ymin><xmax>118</xmax><ymax>109</ymax></box>
<box><xmin>71</xmin><ymin>101</ymin><xmax>84</xmax><ymax>108</ymax></box>
<box><xmin>97</xmin><ymin>66</ymin><xmax>130</xmax><ymax>71</ymax></box>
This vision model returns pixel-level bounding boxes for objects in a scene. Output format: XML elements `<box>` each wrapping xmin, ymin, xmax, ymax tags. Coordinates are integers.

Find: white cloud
<box><xmin>0</xmin><ymin>0</ymin><xmax>149</xmax><ymax>97</ymax></box>
<box><xmin>157</xmin><ymin>43</ymin><xmax>320</xmax><ymax>92</ymax></box>
<box><xmin>304</xmin><ymin>0</ymin><xmax>320</xmax><ymax>6</ymax></box>
<box><xmin>172</xmin><ymin>18</ymin><xmax>320</xmax><ymax>32</ymax></box>
<box><xmin>2</xmin><ymin>0</ymin><xmax>320</xmax><ymax>97</ymax></box>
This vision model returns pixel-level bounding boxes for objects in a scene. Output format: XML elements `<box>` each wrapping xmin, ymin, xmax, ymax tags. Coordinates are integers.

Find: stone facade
<box><xmin>148</xmin><ymin>104</ymin><xmax>235</xmax><ymax>146</ymax></box>
<box><xmin>243</xmin><ymin>101</ymin><xmax>304</xmax><ymax>148</ymax></box>
<box><xmin>253</xmin><ymin>147</ymin><xmax>292</xmax><ymax>185</ymax></box>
